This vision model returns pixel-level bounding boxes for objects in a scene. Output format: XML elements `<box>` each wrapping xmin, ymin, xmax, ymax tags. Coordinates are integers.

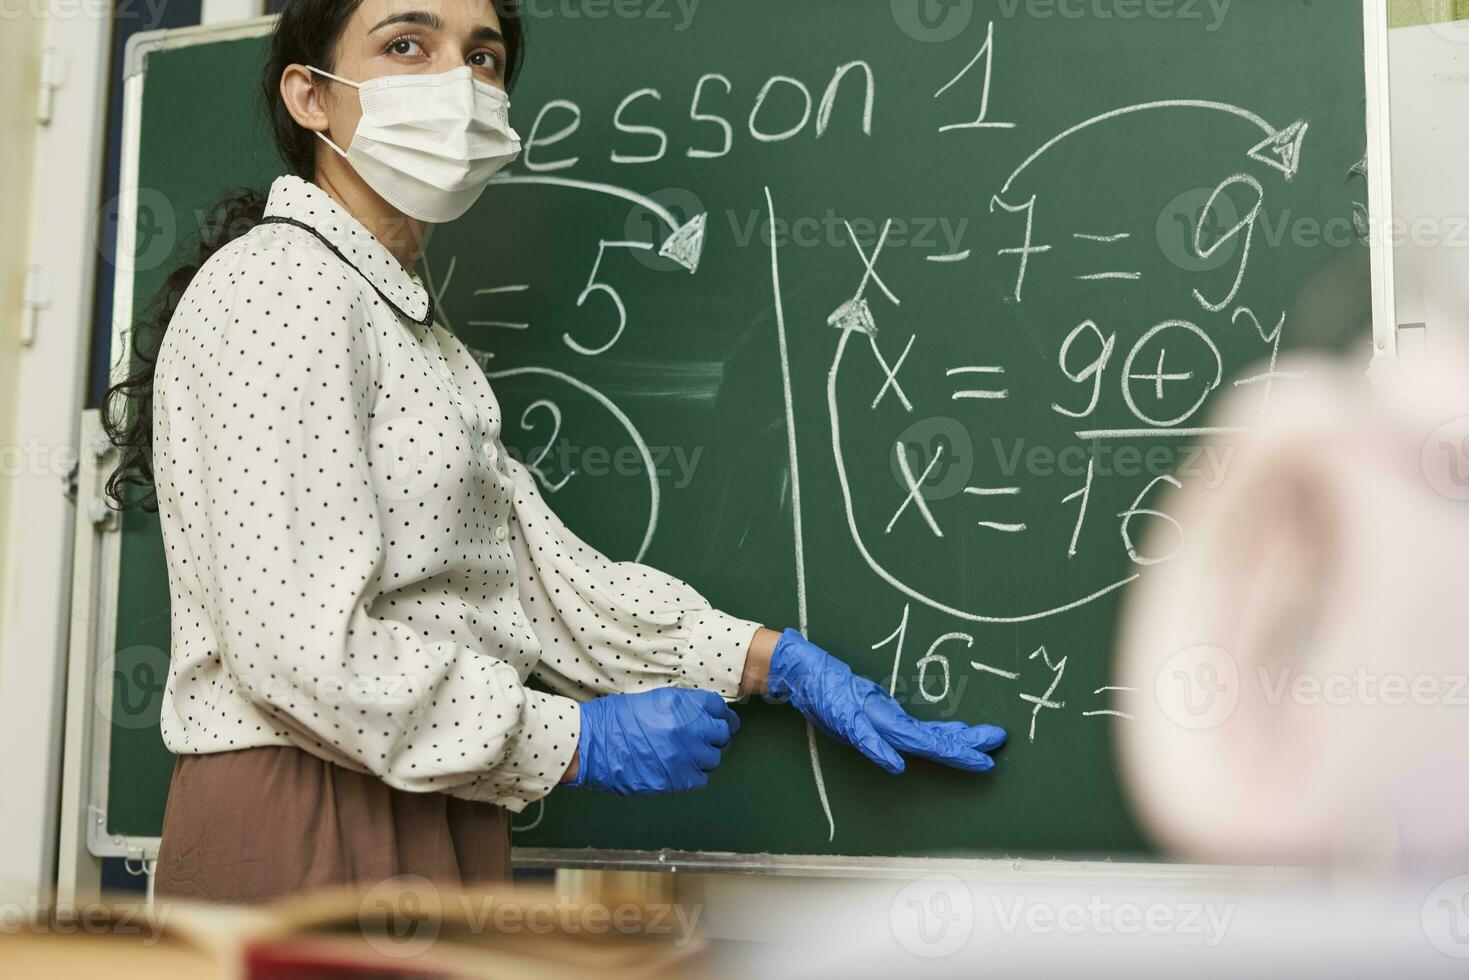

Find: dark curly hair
<box><xmin>102</xmin><ymin>0</ymin><xmax>525</xmax><ymax>511</ymax></box>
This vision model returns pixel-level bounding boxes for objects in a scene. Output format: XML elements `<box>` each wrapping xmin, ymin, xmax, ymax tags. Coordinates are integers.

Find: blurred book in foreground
<box><xmin>0</xmin><ymin>878</ymin><xmax>707</xmax><ymax>979</ymax></box>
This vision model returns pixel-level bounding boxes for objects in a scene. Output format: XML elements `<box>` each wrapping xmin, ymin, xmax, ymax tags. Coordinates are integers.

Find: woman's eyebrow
<box><xmin>369</xmin><ymin>10</ymin><xmax>442</xmax><ymax>33</ymax></box>
<box><xmin>368</xmin><ymin>12</ymin><xmax>503</xmax><ymax>45</ymax></box>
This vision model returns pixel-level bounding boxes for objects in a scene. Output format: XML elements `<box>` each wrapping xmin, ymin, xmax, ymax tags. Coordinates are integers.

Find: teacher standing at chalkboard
<box><xmin>103</xmin><ymin>0</ymin><xmax>1006</xmax><ymax>905</ymax></box>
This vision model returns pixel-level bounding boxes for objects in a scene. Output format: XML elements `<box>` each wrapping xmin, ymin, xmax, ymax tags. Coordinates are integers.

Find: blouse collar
<box><xmin>261</xmin><ymin>175</ymin><xmax>434</xmax><ymax>326</ymax></box>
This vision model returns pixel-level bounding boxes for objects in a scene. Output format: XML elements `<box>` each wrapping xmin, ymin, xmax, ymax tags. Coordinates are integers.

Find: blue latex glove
<box><xmin>768</xmin><ymin>629</ymin><xmax>1006</xmax><ymax>774</ymax></box>
<box><xmin>569</xmin><ymin>688</ymin><xmax>740</xmax><ymax>795</ymax></box>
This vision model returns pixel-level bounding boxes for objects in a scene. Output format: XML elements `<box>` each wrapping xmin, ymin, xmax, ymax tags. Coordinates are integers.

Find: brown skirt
<box><xmin>154</xmin><ymin>746</ymin><xmax>512</xmax><ymax>904</ymax></box>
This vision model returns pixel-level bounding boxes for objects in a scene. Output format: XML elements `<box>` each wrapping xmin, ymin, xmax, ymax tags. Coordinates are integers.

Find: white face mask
<box><xmin>310</xmin><ymin>65</ymin><xmax>521</xmax><ymax>224</ymax></box>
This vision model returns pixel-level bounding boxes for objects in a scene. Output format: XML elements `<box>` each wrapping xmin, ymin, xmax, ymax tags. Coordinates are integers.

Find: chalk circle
<box><xmin>1156</xmin><ymin>186</ymin><xmax>1242</xmax><ymax>274</ymax></box>
<box><xmin>513</xmin><ymin>798</ymin><xmax>546</xmax><ymax>833</ymax></box>
<box><xmin>890</xmin><ymin>0</ymin><xmax>975</xmax><ymax>45</ymax></box>
<box><xmin>623</xmin><ymin>186</ymin><xmax>706</xmax><ymax>272</ymax></box>
<box><xmin>358</xmin><ymin>874</ymin><xmax>444</xmax><ymax>960</ymax></box>
<box><xmin>890</xmin><ymin>416</ymin><xmax>975</xmax><ymax>502</ymax></box>
<box><xmin>889</xmin><ymin>873</ymin><xmax>975</xmax><ymax>959</ymax></box>
<box><xmin>489</xmin><ymin>366</ymin><xmax>661</xmax><ymax>561</ymax></box>
<box><xmin>1153</xmin><ymin>644</ymin><xmax>1240</xmax><ymax>731</ymax></box>
<box><xmin>1121</xmin><ymin>319</ymin><xmax>1223</xmax><ymax>429</ymax></box>
<box><xmin>1421</xmin><ymin>416</ymin><xmax>1469</xmax><ymax>502</ymax></box>
<box><xmin>369</xmin><ymin>414</ymin><xmax>447</xmax><ymax>503</ymax></box>
<box><xmin>1422</xmin><ymin>874</ymin><xmax>1469</xmax><ymax>959</ymax></box>
<box><xmin>830</xmin><ymin>332</ymin><xmax>1139</xmax><ymax>623</ymax></box>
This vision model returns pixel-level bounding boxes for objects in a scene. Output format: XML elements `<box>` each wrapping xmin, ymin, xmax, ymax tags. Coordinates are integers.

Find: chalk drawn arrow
<box><xmin>1000</xmin><ymin>101</ymin><xmax>1309</xmax><ymax>196</ymax></box>
<box><xmin>826</xmin><ymin>296</ymin><xmax>878</xmax><ymax>336</ymax></box>
<box><xmin>1245</xmin><ymin>119</ymin><xmax>1310</xmax><ymax>181</ymax></box>
<box><xmin>488</xmin><ymin>173</ymin><xmax>708</xmax><ymax>273</ymax></box>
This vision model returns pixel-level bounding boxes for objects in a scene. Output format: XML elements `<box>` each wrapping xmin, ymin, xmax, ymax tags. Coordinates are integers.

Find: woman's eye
<box><xmin>386</xmin><ymin>36</ymin><xmax>424</xmax><ymax>57</ymax></box>
<box><xmin>469</xmin><ymin>50</ymin><xmax>501</xmax><ymax>73</ymax></box>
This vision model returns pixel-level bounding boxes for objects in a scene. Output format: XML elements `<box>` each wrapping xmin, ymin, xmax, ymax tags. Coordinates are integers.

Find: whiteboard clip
<box><xmin>88</xmin><ymin>500</ymin><xmax>117</xmax><ymax>531</ymax></box>
<box><xmin>21</xmin><ymin>266</ymin><xmax>49</xmax><ymax>347</ymax></box>
<box><xmin>37</xmin><ymin>48</ymin><xmax>67</xmax><ymax>127</ymax></box>
<box><xmin>1397</xmin><ymin>322</ymin><xmax>1428</xmax><ymax>374</ymax></box>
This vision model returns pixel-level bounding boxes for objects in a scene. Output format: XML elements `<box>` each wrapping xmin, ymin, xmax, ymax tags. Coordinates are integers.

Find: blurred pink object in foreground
<box><xmin>1117</xmin><ymin>336</ymin><xmax>1469</xmax><ymax>869</ymax></box>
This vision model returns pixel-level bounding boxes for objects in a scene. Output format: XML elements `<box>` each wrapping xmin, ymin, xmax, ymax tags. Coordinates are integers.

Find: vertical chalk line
<box><xmin>765</xmin><ymin>185</ymin><xmax>833</xmax><ymax>842</ymax></box>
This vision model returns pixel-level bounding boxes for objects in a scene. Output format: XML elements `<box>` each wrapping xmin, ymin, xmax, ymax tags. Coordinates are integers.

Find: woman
<box><xmin>104</xmin><ymin>0</ymin><xmax>1006</xmax><ymax>904</ymax></box>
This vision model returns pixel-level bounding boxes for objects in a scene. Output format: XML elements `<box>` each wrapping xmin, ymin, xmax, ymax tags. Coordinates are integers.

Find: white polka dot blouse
<box><xmin>151</xmin><ymin>175</ymin><xmax>762</xmax><ymax>812</ymax></box>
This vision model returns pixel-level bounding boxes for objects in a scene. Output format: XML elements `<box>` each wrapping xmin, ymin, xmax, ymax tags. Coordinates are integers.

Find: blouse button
<box><xmin>495</xmin><ymin>524</ymin><xmax>509</xmax><ymax>543</ymax></box>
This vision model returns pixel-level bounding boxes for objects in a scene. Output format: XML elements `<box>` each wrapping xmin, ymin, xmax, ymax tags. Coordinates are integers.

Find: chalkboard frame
<box><xmin>60</xmin><ymin>1</ymin><xmax>1401</xmax><ymax>879</ymax></box>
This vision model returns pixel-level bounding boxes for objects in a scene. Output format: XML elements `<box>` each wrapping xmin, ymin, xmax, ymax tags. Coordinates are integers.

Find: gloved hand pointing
<box><xmin>767</xmin><ymin>629</ymin><xmax>1006</xmax><ymax>774</ymax></box>
<box><xmin>569</xmin><ymin>688</ymin><xmax>740</xmax><ymax>796</ymax></box>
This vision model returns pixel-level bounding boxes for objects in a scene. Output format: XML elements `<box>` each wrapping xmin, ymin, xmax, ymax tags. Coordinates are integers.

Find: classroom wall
<box><xmin>1391</xmin><ymin>0</ymin><xmax>1469</xmax><ymax>27</ymax></box>
<box><xmin>1389</xmin><ymin>19</ymin><xmax>1469</xmax><ymax>336</ymax></box>
<box><xmin>0</xmin><ymin>12</ymin><xmax>46</xmax><ymax>680</ymax></box>
<box><xmin>1</xmin><ymin>5</ymin><xmax>112</xmax><ymax>895</ymax></box>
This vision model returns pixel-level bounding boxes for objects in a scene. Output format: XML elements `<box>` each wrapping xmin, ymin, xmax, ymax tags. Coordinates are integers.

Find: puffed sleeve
<box><xmin>503</xmin><ymin>454</ymin><xmax>764</xmax><ymax>702</ymax></box>
<box><xmin>166</xmin><ymin>231</ymin><xmax>577</xmax><ymax>810</ymax></box>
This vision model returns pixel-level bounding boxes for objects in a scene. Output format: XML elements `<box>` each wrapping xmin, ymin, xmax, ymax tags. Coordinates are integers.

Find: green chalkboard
<box><xmin>108</xmin><ymin>2</ymin><xmax>1373</xmax><ymax>861</ymax></box>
